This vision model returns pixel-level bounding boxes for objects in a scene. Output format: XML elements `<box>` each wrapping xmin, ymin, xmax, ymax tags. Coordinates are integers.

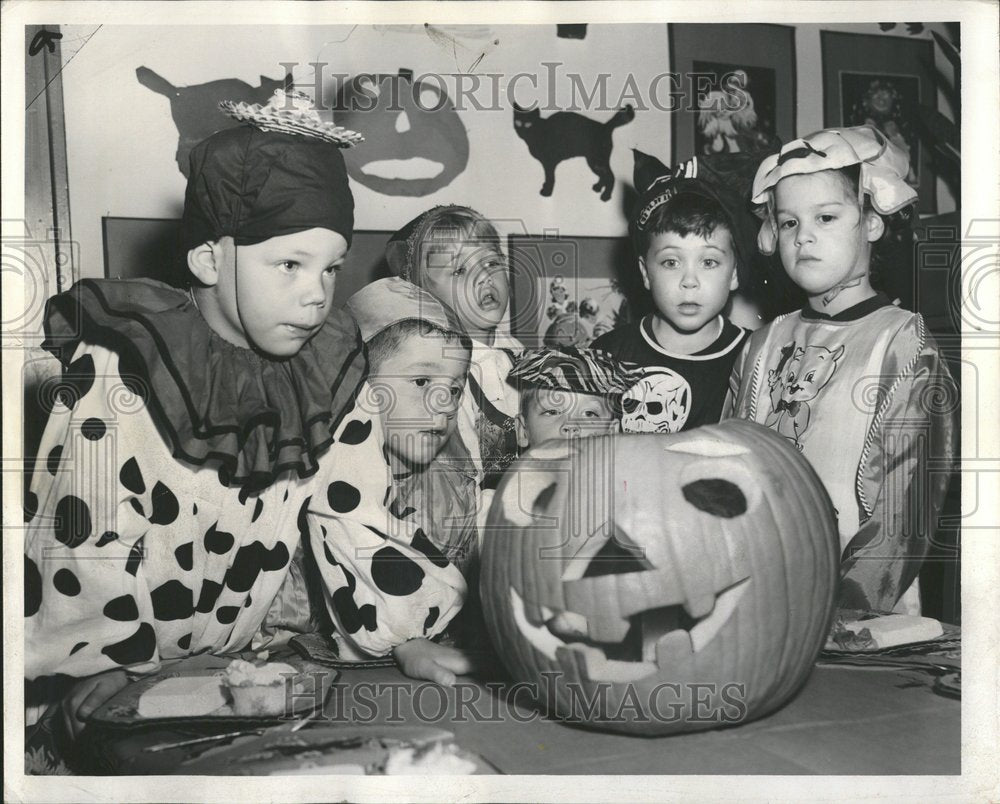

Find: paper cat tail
<box><xmin>607</xmin><ymin>105</ymin><xmax>636</xmax><ymax>129</ymax></box>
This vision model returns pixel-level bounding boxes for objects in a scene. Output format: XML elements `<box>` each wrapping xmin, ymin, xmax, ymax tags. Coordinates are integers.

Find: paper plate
<box><xmin>88</xmin><ymin>653</ymin><xmax>338</xmax><ymax>726</ymax></box>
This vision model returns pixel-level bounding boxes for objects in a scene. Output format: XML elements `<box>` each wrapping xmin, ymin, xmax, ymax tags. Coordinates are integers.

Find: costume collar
<box><xmin>43</xmin><ymin>278</ymin><xmax>367</xmax><ymax>490</ymax></box>
<box><xmin>801</xmin><ymin>292</ymin><xmax>893</xmax><ymax>322</ymax></box>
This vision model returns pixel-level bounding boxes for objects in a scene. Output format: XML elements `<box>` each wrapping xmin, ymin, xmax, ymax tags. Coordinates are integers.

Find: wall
<box><xmin>56</xmin><ymin>21</ymin><xmax>958</xmax><ymax>281</ymax></box>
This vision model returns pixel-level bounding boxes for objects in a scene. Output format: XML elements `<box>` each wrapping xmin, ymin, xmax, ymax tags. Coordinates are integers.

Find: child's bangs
<box><xmin>426</xmin><ymin>211</ymin><xmax>502</xmax><ymax>255</ymax></box>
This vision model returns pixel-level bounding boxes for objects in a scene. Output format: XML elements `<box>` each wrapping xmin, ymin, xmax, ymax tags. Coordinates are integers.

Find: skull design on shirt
<box><xmin>621</xmin><ymin>369</ymin><xmax>692</xmax><ymax>433</ymax></box>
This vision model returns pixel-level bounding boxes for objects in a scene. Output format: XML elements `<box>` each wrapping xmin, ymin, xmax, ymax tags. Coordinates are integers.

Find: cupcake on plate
<box><xmin>223</xmin><ymin>659</ymin><xmax>298</xmax><ymax>717</ymax></box>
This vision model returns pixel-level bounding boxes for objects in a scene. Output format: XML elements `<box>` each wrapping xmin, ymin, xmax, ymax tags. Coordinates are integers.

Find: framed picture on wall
<box><xmin>668</xmin><ymin>24</ymin><xmax>796</xmax><ymax>164</ymax></box>
<box><xmin>820</xmin><ymin>30</ymin><xmax>938</xmax><ymax>214</ymax></box>
<box><xmin>507</xmin><ymin>234</ymin><xmax>648</xmax><ymax>349</ymax></box>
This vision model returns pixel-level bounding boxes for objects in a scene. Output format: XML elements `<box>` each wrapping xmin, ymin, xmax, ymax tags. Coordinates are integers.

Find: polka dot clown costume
<box><xmin>305</xmin><ymin>278</ymin><xmax>473</xmax><ymax>659</ymax></box>
<box><xmin>25</xmin><ymin>103</ymin><xmax>365</xmax><ymax>695</ymax></box>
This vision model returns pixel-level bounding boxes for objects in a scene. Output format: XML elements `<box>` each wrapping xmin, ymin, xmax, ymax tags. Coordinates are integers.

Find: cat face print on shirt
<box><xmin>764</xmin><ymin>341</ymin><xmax>845</xmax><ymax>450</ymax></box>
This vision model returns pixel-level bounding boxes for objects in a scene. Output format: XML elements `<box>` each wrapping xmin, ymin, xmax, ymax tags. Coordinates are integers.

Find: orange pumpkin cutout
<box><xmin>480</xmin><ymin>420</ymin><xmax>839</xmax><ymax>735</ymax></box>
<box><xmin>334</xmin><ymin>69</ymin><xmax>469</xmax><ymax>197</ymax></box>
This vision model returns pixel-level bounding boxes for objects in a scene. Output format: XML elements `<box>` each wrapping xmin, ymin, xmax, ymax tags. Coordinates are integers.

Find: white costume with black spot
<box><xmin>307</xmin><ymin>383</ymin><xmax>468</xmax><ymax>658</ymax></box>
<box><xmin>24</xmin><ymin>279</ymin><xmax>366</xmax><ymax>694</ymax></box>
<box><xmin>24</xmin><ymin>343</ymin><xmax>314</xmax><ymax>680</ymax></box>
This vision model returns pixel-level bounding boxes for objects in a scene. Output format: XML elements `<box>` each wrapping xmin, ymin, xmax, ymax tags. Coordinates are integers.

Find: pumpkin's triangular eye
<box><xmin>681</xmin><ymin>478</ymin><xmax>747</xmax><ymax>518</ymax></box>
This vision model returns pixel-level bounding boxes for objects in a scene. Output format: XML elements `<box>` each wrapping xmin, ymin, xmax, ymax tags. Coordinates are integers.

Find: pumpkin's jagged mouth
<box><xmin>509</xmin><ymin>578</ymin><xmax>750</xmax><ymax>683</ymax></box>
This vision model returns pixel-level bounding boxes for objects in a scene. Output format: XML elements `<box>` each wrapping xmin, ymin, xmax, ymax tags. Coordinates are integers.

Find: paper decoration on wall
<box><xmin>512</xmin><ymin>104</ymin><xmax>635</xmax><ymax>201</ymax></box>
<box><xmin>695</xmin><ymin>68</ymin><xmax>780</xmax><ymax>156</ymax></box>
<box><xmin>333</xmin><ymin>69</ymin><xmax>469</xmax><ymax>197</ymax></box>
<box><xmin>136</xmin><ymin>67</ymin><xmax>291</xmax><ymax>177</ymax></box>
<box><xmin>556</xmin><ymin>24</ymin><xmax>588</xmax><ymax>40</ymax></box>
<box><xmin>422</xmin><ymin>24</ymin><xmax>501</xmax><ymax>72</ymax></box>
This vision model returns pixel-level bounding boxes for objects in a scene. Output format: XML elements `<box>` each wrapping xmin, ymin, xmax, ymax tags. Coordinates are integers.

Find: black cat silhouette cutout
<box><xmin>137</xmin><ymin>67</ymin><xmax>291</xmax><ymax>177</ymax></box>
<box><xmin>512</xmin><ymin>104</ymin><xmax>634</xmax><ymax>201</ymax></box>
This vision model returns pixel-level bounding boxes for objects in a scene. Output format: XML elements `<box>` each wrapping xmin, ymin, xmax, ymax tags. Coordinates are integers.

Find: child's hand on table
<box><xmin>62</xmin><ymin>668</ymin><xmax>130</xmax><ymax>738</ymax></box>
<box><xmin>393</xmin><ymin>638</ymin><xmax>482</xmax><ymax>686</ymax></box>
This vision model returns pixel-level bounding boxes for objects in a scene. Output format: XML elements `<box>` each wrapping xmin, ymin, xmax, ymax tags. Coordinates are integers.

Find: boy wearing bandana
<box><xmin>592</xmin><ymin>152</ymin><xmax>756</xmax><ymax>434</ymax></box>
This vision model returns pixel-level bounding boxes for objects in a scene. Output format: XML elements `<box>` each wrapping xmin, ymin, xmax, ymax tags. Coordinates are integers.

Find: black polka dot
<box><xmin>411</xmin><ymin>528</ymin><xmax>449</xmax><ymax>569</ymax></box>
<box><xmin>118</xmin><ymin>458</ymin><xmax>146</xmax><ymax>494</ymax></box>
<box><xmin>339</xmin><ymin>419</ymin><xmax>372</xmax><ymax>445</ymax></box>
<box><xmin>81</xmin><ymin>417</ymin><xmax>106</xmax><ymax>441</ymax></box>
<box><xmin>177</xmin><ymin>633</ymin><xmax>192</xmax><ymax>650</ymax></box>
<box><xmin>47</xmin><ymin>445</ymin><xmax>64</xmax><ymax>476</ymax></box>
<box><xmin>327</xmin><ymin>481</ymin><xmax>361</xmax><ymax>514</ymax></box>
<box><xmin>53</xmin><ymin>568</ymin><xmax>81</xmax><ymax>596</ymax></box>
<box><xmin>101</xmin><ymin>623</ymin><xmax>156</xmax><ymax>665</ymax></box>
<box><xmin>423</xmin><ymin>607</ymin><xmax>440</xmax><ymax>631</ymax></box>
<box><xmin>129</xmin><ymin>498</ymin><xmax>145</xmax><ymax>517</ymax></box>
<box><xmin>370</xmin><ymin>546</ymin><xmax>425</xmax><ymax>597</ymax></box>
<box><xmin>204</xmin><ymin>522</ymin><xmax>234</xmax><ymax>555</ymax></box>
<box><xmin>330</xmin><ymin>565</ymin><xmax>378</xmax><ymax>634</ymax></box>
<box><xmin>251</xmin><ymin>498</ymin><xmax>264</xmax><ymax>523</ymax></box>
<box><xmin>118</xmin><ymin>355</ymin><xmax>148</xmax><ymax>402</ymax></box>
<box><xmin>25</xmin><ymin>556</ymin><xmax>42</xmax><ymax>617</ymax></box>
<box><xmin>195</xmin><ymin>580</ymin><xmax>223</xmax><ymax>613</ymax></box>
<box><xmin>103</xmin><ymin>594</ymin><xmax>139</xmax><ymax>621</ymax></box>
<box><xmin>174</xmin><ymin>542</ymin><xmax>193</xmax><ymax>571</ymax></box>
<box><xmin>149</xmin><ymin>481</ymin><xmax>179</xmax><ymax>526</ymax></box>
<box><xmin>24</xmin><ymin>490</ymin><xmax>38</xmax><ymax>523</ymax></box>
<box><xmin>217</xmin><ymin>465</ymin><xmax>231</xmax><ymax>488</ymax></box>
<box><xmin>150</xmin><ymin>580</ymin><xmax>193</xmax><ymax>621</ymax></box>
<box><xmin>58</xmin><ymin>353</ymin><xmax>96</xmax><ymax>410</ymax></box>
<box><xmin>54</xmin><ymin>495</ymin><xmax>92</xmax><ymax>548</ymax></box>
<box><xmin>282</xmin><ymin>489</ymin><xmax>288</xmax><ymax>502</ymax></box>
<box><xmin>238</xmin><ymin>486</ymin><xmax>252</xmax><ymax>506</ymax></box>
<box><xmin>125</xmin><ymin>539</ymin><xmax>144</xmax><ymax>576</ymax></box>
<box><xmin>96</xmin><ymin>531</ymin><xmax>119</xmax><ymax>547</ymax></box>
<box><xmin>192</xmin><ymin>502</ymin><xmax>198</xmax><ymax>516</ymax></box>
<box><xmin>224</xmin><ymin>541</ymin><xmax>290</xmax><ymax>593</ymax></box>
<box><xmin>682</xmin><ymin>478</ymin><xmax>747</xmax><ymax>518</ymax></box>
<box><xmin>244</xmin><ymin>594</ymin><xmax>252</xmax><ymax>608</ymax></box>
<box><xmin>389</xmin><ymin>496</ymin><xmax>417</xmax><ymax>521</ymax></box>
<box><xmin>323</xmin><ymin>541</ymin><xmax>338</xmax><ymax>566</ymax></box>
<box><xmin>216</xmin><ymin>606</ymin><xmax>239</xmax><ymax>624</ymax></box>
<box><xmin>70</xmin><ymin>642</ymin><xmax>88</xmax><ymax>655</ymax></box>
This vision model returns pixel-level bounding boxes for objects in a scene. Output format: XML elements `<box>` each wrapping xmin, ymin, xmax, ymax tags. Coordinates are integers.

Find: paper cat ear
<box><xmin>632</xmin><ymin>148</ymin><xmax>671</xmax><ymax>194</ymax></box>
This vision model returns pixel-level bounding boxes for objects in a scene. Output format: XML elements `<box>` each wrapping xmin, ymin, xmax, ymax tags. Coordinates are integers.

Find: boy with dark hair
<box><xmin>591</xmin><ymin>151</ymin><xmax>755</xmax><ymax>433</ymax></box>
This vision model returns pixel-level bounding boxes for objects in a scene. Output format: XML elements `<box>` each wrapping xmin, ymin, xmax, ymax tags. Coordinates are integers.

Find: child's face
<box><xmin>516</xmin><ymin>388</ymin><xmax>618</xmax><ymax>447</ymax></box>
<box><xmin>774</xmin><ymin>171</ymin><xmax>882</xmax><ymax>299</ymax></box>
<box><xmin>213</xmin><ymin>228</ymin><xmax>348</xmax><ymax>357</ymax></box>
<box><xmin>419</xmin><ymin>241</ymin><xmax>509</xmax><ymax>340</ymax></box>
<box><xmin>639</xmin><ymin>228</ymin><xmax>738</xmax><ymax>335</ymax></box>
<box><xmin>370</xmin><ymin>332</ymin><xmax>470</xmax><ymax>471</ymax></box>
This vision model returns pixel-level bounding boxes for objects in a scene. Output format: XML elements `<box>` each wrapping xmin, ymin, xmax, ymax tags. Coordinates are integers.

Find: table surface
<box><xmin>102</xmin><ymin>660</ymin><xmax>960</xmax><ymax>776</ymax></box>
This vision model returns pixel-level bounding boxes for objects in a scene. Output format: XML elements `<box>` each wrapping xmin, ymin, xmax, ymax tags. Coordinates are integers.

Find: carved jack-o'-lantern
<box><xmin>334</xmin><ymin>68</ymin><xmax>469</xmax><ymax>197</ymax></box>
<box><xmin>481</xmin><ymin>420</ymin><xmax>839</xmax><ymax>735</ymax></box>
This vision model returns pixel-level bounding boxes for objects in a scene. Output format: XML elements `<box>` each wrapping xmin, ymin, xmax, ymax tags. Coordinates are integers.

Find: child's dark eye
<box><xmin>703</xmin><ymin>259</ymin><xmax>719</xmax><ymax>268</ymax></box>
<box><xmin>413</xmin><ymin>378</ymin><xmax>430</xmax><ymax>387</ymax></box>
<box><xmin>541</xmin><ymin>408</ymin><xmax>558</xmax><ymax>416</ymax></box>
<box><xmin>278</xmin><ymin>260</ymin><xmax>300</xmax><ymax>272</ymax></box>
<box><xmin>819</xmin><ymin>214</ymin><xmax>836</xmax><ymax>223</ymax></box>
<box><xmin>661</xmin><ymin>259</ymin><xmax>678</xmax><ymax>268</ymax></box>
<box><xmin>324</xmin><ymin>263</ymin><xmax>343</xmax><ymax>275</ymax></box>
<box><xmin>453</xmin><ymin>265</ymin><xmax>467</xmax><ymax>277</ymax></box>
<box><xmin>779</xmin><ymin>219</ymin><xmax>797</xmax><ymax>230</ymax></box>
